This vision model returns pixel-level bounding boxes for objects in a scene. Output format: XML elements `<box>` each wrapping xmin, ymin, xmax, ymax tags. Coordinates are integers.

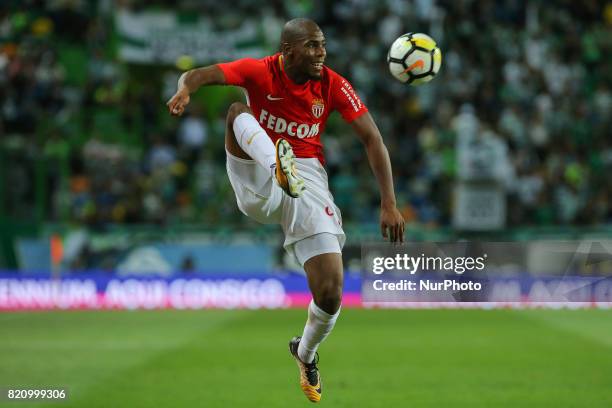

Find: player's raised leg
<box><xmin>225</xmin><ymin>102</ymin><xmax>304</xmax><ymax>197</ymax></box>
<box><xmin>289</xmin><ymin>249</ymin><xmax>343</xmax><ymax>403</ymax></box>
<box><xmin>225</xmin><ymin>101</ymin><xmax>274</xmax><ymax>163</ymax></box>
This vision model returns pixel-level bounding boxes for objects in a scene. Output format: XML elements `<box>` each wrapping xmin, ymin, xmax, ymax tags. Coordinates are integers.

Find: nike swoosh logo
<box><xmin>266</xmin><ymin>94</ymin><xmax>283</xmax><ymax>101</ymax></box>
<box><xmin>402</xmin><ymin>59</ymin><xmax>424</xmax><ymax>74</ymax></box>
<box><xmin>246</xmin><ymin>132</ymin><xmax>258</xmax><ymax>145</ymax></box>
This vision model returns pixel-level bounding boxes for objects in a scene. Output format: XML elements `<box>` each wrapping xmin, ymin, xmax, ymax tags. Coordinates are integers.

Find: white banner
<box><xmin>115</xmin><ymin>10</ymin><xmax>266</xmax><ymax>64</ymax></box>
<box><xmin>453</xmin><ymin>183</ymin><xmax>506</xmax><ymax>230</ymax></box>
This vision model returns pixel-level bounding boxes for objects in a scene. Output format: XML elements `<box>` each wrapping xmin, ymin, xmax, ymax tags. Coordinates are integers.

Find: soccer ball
<box><xmin>387</xmin><ymin>33</ymin><xmax>442</xmax><ymax>85</ymax></box>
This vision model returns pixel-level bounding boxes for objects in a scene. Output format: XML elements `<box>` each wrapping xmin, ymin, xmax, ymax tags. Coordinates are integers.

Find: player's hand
<box><xmin>166</xmin><ymin>88</ymin><xmax>190</xmax><ymax>116</ymax></box>
<box><xmin>380</xmin><ymin>205</ymin><xmax>405</xmax><ymax>243</ymax></box>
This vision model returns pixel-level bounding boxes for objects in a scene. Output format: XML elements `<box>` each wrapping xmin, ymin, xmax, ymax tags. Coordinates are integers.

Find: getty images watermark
<box><xmin>372</xmin><ymin>252</ymin><xmax>487</xmax><ymax>291</ymax></box>
<box><xmin>361</xmin><ymin>242</ymin><xmax>612</xmax><ymax>303</ymax></box>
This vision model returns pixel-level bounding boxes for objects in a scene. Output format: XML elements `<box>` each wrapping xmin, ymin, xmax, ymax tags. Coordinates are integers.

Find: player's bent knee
<box><xmin>225</xmin><ymin>102</ymin><xmax>254</xmax><ymax>159</ymax></box>
<box><xmin>226</xmin><ymin>102</ymin><xmax>252</xmax><ymax>124</ymax></box>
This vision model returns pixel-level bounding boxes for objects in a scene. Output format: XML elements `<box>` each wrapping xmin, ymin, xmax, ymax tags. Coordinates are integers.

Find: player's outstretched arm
<box><xmin>351</xmin><ymin>112</ymin><xmax>405</xmax><ymax>243</ymax></box>
<box><xmin>166</xmin><ymin>65</ymin><xmax>226</xmax><ymax>116</ymax></box>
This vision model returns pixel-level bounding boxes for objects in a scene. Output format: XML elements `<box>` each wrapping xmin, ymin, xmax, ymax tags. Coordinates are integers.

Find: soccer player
<box><xmin>167</xmin><ymin>18</ymin><xmax>405</xmax><ymax>403</ymax></box>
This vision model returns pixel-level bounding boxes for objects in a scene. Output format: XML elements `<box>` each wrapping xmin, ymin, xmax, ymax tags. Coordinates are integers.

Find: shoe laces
<box><xmin>304</xmin><ymin>353</ymin><xmax>319</xmax><ymax>386</ymax></box>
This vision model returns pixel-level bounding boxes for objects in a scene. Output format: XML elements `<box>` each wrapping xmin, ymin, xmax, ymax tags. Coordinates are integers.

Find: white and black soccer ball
<box><xmin>387</xmin><ymin>32</ymin><xmax>442</xmax><ymax>85</ymax></box>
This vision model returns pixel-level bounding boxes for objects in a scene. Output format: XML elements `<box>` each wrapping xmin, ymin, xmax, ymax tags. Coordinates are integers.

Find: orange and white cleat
<box><xmin>289</xmin><ymin>336</ymin><xmax>322</xmax><ymax>403</ymax></box>
<box><xmin>275</xmin><ymin>139</ymin><xmax>305</xmax><ymax>198</ymax></box>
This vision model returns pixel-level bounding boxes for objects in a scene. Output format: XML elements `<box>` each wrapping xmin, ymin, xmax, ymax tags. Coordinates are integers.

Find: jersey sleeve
<box><xmin>216</xmin><ymin>58</ymin><xmax>263</xmax><ymax>87</ymax></box>
<box><xmin>330</xmin><ymin>73</ymin><xmax>368</xmax><ymax>123</ymax></box>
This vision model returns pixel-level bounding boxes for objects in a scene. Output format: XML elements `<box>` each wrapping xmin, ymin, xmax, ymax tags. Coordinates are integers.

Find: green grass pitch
<box><xmin>1</xmin><ymin>309</ymin><xmax>611</xmax><ymax>407</ymax></box>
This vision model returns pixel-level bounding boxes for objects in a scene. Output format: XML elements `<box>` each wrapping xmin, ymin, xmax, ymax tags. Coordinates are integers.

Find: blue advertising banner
<box><xmin>0</xmin><ymin>272</ymin><xmax>610</xmax><ymax>310</ymax></box>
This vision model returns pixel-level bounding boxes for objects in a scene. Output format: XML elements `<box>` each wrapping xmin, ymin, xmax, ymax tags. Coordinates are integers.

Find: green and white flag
<box><xmin>115</xmin><ymin>10</ymin><xmax>267</xmax><ymax>65</ymax></box>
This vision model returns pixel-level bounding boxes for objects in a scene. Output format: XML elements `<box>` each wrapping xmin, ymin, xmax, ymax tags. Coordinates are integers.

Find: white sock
<box><xmin>297</xmin><ymin>300</ymin><xmax>340</xmax><ymax>364</ymax></box>
<box><xmin>233</xmin><ymin>112</ymin><xmax>276</xmax><ymax>172</ymax></box>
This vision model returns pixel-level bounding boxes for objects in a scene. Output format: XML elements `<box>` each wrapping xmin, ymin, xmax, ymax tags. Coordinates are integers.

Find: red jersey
<box><xmin>217</xmin><ymin>53</ymin><xmax>368</xmax><ymax>165</ymax></box>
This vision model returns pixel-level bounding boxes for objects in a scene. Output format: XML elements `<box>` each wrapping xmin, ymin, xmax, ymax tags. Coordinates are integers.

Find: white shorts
<box><xmin>293</xmin><ymin>233</ymin><xmax>342</xmax><ymax>266</ymax></box>
<box><xmin>226</xmin><ymin>150</ymin><xmax>345</xmax><ymax>262</ymax></box>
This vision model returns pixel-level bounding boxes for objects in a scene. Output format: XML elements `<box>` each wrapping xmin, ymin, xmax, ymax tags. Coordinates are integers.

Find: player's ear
<box><xmin>281</xmin><ymin>42</ymin><xmax>292</xmax><ymax>56</ymax></box>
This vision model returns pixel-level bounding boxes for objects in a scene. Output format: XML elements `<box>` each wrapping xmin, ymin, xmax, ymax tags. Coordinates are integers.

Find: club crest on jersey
<box><xmin>311</xmin><ymin>99</ymin><xmax>325</xmax><ymax>119</ymax></box>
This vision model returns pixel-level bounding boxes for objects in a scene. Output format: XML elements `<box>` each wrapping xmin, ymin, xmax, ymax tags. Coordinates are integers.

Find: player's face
<box><xmin>291</xmin><ymin>31</ymin><xmax>326</xmax><ymax>79</ymax></box>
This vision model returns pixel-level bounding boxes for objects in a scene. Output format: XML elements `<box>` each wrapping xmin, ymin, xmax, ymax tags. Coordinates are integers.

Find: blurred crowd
<box><xmin>1</xmin><ymin>0</ymin><xmax>611</xmax><ymax>228</ymax></box>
